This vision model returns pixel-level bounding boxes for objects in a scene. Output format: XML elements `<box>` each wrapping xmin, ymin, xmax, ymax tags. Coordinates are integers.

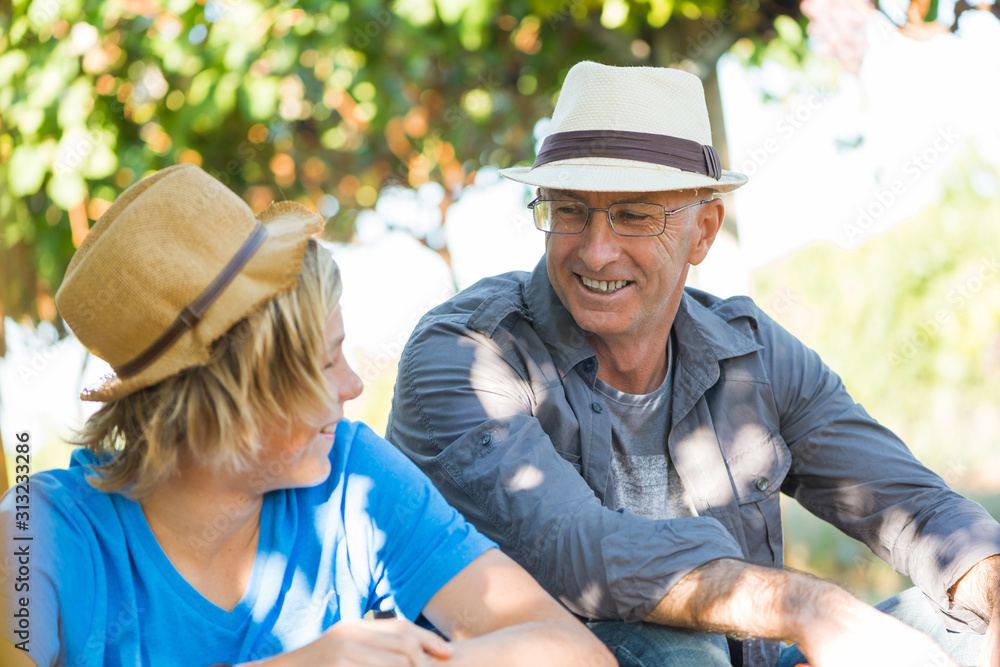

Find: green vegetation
<box><xmin>755</xmin><ymin>154</ymin><xmax>1000</xmax><ymax>598</ymax></box>
<box><xmin>1</xmin><ymin>0</ymin><xmax>809</xmax><ymax>326</ymax></box>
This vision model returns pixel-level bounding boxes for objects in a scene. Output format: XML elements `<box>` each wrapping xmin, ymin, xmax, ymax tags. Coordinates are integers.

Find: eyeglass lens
<box><xmin>533</xmin><ymin>201</ymin><xmax>666</xmax><ymax>236</ymax></box>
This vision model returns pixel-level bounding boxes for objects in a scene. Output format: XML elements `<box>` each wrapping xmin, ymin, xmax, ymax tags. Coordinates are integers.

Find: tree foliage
<box><xmin>1</xmin><ymin>0</ymin><xmax>816</xmax><ymax>329</ymax></box>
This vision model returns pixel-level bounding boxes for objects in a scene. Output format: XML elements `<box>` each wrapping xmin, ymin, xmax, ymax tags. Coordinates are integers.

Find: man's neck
<box><xmin>590</xmin><ymin>327</ymin><xmax>672</xmax><ymax>394</ymax></box>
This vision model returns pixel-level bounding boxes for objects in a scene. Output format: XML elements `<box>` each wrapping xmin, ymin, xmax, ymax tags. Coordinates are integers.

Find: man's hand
<box><xmin>244</xmin><ymin>618</ymin><xmax>455</xmax><ymax>667</ymax></box>
<box><xmin>793</xmin><ymin>587</ymin><xmax>956</xmax><ymax>667</ymax></box>
<box><xmin>977</xmin><ymin>602</ymin><xmax>1000</xmax><ymax>667</ymax></box>
<box><xmin>643</xmin><ymin>558</ymin><xmax>957</xmax><ymax>667</ymax></box>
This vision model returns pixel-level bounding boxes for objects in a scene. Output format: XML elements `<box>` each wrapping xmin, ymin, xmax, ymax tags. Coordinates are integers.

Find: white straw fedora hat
<box><xmin>55</xmin><ymin>163</ymin><xmax>325</xmax><ymax>402</ymax></box>
<box><xmin>500</xmin><ymin>61</ymin><xmax>747</xmax><ymax>193</ymax></box>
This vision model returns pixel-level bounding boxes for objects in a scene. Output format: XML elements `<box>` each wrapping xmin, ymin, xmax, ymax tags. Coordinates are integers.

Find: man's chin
<box><xmin>569</xmin><ymin>312</ymin><xmax>634</xmax><ymax>340</ymax></box>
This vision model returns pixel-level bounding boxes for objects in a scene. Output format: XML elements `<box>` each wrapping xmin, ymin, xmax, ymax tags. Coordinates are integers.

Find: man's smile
<box><xmin>579</xmin><ymin>275</ymin><xmax>634</xmax><ymax>294</ymax></box>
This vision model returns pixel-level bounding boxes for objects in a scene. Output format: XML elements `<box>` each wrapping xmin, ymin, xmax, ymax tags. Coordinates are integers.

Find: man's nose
<box><xmin>577</xmin><ymin>209</ymin><xmax>620</xmax><ymax>266</ymax></box>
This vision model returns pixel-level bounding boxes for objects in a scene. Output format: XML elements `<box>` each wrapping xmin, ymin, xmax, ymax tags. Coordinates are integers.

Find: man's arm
<box><xmin>645</xmin><ymin>558</ymin><xmax>957</xmax><ymax>667</ymax></box>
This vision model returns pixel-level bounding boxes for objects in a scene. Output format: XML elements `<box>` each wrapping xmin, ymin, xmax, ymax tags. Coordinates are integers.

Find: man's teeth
<box><xmin>581</xmin><ymin>276</ymin><xmax>631</xmax><ymax>293</ymax></box>
<box><xmin>320</xmin><ymin>424</ymin><xmax>336</xmax><ymax>434</ymax></box>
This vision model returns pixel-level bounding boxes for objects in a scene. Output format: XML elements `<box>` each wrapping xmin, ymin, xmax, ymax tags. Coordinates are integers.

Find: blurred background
<box><xmin>2</xmin><ymin>0</ymin><xmax>999</xmax><ymax>604</ymax></box>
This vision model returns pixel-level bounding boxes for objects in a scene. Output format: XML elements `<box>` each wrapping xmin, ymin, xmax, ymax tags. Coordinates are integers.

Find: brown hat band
<box><xmin>114</xmin><ymin>221</ymin><xmax>269</xmax><ymax>379</ymax></box>
<box><xmin>532</xmin><ymin>129</ymin><xmax>722</xmax><ymax>180</ymax></box>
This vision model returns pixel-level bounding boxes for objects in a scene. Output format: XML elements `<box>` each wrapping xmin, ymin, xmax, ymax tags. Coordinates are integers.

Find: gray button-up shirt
<box><xmin>387</xmin><ymin>258</ymin><xmax>1000</xmax><ymax>667</ymax></box>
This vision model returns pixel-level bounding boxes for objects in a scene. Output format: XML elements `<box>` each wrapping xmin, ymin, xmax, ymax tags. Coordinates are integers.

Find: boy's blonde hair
<box><xmin>75</xmin><ymin>239</ymin><xmax>340</xmax><ymax>499</ymax></box>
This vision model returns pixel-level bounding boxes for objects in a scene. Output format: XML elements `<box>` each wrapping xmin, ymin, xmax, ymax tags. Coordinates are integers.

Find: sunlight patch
<box><xmin>507</xmin><ymin>464</ymin><xmax>545</xmax><ymax>491</ymax></box>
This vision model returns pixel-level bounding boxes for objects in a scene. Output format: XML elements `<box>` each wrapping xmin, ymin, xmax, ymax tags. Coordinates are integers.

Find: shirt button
<box><xmin>480</xmin><ymin>433</ymin><xmax>492</xmax><ymax>446</ymax></box>
<box><xmin>755</xmin><ymin>477</ymin><xmax>769</xmax><ymax>492</ymax></box>
<box><xmin>582</xmin><ymin>360</ymin><xmax>594</xmax><ymax>372</ymax></box>
<box><xmin>591</xmin><ymin>402</ymin><xmax>603</xmax><ymax>414</ymax></box>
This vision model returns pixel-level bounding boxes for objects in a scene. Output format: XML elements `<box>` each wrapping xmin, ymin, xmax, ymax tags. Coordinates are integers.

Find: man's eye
<box><xmin>618</xmin><ymin>212</ymin><xmax>648</xmax><ymax>222</ymax></box>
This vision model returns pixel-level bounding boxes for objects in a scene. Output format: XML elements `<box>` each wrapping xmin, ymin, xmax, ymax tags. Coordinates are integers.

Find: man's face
<box><xmin>542</xmin><ymin>188</ymin><xmax>721</xmax><ymax>347</ymax></box>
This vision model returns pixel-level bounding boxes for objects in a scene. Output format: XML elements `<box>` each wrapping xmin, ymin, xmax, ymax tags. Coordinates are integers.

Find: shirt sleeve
<box><xmin>758</xmin><ymin>308</ymin><xmax>1000</xmax><ymax>631</ymax></box>
<box><xmin>387</xmin><ymin>316</ymin><xmax>744</xmax><ymax>622</ymax></box>
<box><xmin>342</xmin><ymin>422</ymin><xmax>497</xmax><ymax>622</ymax></box>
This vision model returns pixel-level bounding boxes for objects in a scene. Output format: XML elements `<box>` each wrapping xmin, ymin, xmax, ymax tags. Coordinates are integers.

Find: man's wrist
<box><xmin>781</xmin><ymin>575</ymin><xmax>848</xmax><ymax>645</ymax></box>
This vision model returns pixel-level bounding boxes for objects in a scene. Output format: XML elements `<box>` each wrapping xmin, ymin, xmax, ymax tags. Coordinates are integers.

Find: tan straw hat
<box><xmin>55</xmin><ymin>163</ymin><xmax>324</xmax><ymax>402</ymax></box>
<box><xmin>500</xmin><ymin>61</ymin><xmax>747</xmax><ymax>193</ymax></box>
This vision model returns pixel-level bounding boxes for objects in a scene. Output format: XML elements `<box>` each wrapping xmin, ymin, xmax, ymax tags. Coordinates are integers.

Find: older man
<box><xmin>387</xmin><ymin>62</ymin><xmax>1000</xmax><ymax>667</ymax></box>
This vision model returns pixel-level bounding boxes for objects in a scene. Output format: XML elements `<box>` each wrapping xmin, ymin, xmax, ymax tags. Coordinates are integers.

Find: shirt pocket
<box><xmin>727</xmin><ymin>430</ymin><xmax>791</xmax><ymax>565</ymax></box>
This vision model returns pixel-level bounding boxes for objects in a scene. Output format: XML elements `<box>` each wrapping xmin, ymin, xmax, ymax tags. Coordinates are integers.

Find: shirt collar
<box><xmin>524</xmin><ymin>257</ymin><xmax>597</xmax><ymax>379</ymax></box>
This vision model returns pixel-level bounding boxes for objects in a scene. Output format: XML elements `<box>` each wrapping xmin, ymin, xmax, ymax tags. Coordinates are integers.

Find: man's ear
<box><xmin>688</xmin><ymin>198</ymin><xmax>725</xmax><ymax>266</ymax></box>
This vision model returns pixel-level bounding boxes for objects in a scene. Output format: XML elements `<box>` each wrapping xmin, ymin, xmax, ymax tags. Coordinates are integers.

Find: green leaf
<box><xmin>215</xmin><ymin>72</ymin><xmax>240</xmax><ymax>114</ymax></box>
<box><xmin>58</xmin><ymin>79</ymin><xmax>94</xmax><ymax>129</ymax></box>
<box><xmin>166</xmin><ymin>0</ymin><xmax>196</xmax><ymax>14</ymax></box>
<box><xmin>187</xmin><ymin>69</ymin><xmax>219</xmax><ymax>106</ymax></box>
<box><xmin>435</xmin><ymin>0</ymin><xmax>470</xmax><ymax>25</ymax></box>
<box><xmin>7</xmin><ymin>140</ymin><xmax>55</xmax><ymax>196</ymax></box>
<box><xmin>244</xmin><ymin>76</ymin><xmax>279</xmax><ymax>120</ymax></box>
<box><xmin>0</xmin><ymin>50</ymin><xmax>29</xmax><ymax>88</ymax></box>
<box><xmin>393</xmin><ymin>0</ymin><xmax>436</xmax><ymax>27</ymax></box>
<box><xmin>27</xmin><ymin>51</ymin><xmax>79</xmax><ymax>111</ymax></box>
<box><xmin>773</xmin><ymin>15</ymin><xmax>803</xmax><ymax>50</ymax></box>
<box><xmin>8</xmin><ymin>16</ymin><xmax>29</xmax><ymax>46</ymax></box>
<box><xmin>646</xmin><ymin>0</ymin><xmax>673</xmax><ymax>28</ymax></box>
<box><xmin>13</xmin><ymin>105</ymin><xmax>45</xmax><ymax>136</ymax></box>
<box><xmin>83</xmin><ymin>141</ymin><xmax>117</xmax><ymax>180</ymax></box>
<box><xmin>48</xmin><ymin>171</ymin><xmax>86</xmax><ymax>209</ymax></box>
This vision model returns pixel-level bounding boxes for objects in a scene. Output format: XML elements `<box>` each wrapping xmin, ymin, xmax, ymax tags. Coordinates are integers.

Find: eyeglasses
<box><xmin>527</xmin><ymin>198</ymin><xmax>714</xmax><ymax>237</ymax></box>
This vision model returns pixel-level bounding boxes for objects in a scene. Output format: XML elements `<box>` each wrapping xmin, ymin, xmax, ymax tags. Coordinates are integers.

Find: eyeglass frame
<box><xmin>526</xmin><ymin>197</ymin><xmax>715</xmax><ymax>237</ymax></box>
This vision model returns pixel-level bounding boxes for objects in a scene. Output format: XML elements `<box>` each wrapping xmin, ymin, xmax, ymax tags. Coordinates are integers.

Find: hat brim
<box><xmin>500</xmin><ymin>158</ymin><xmax>747</xmax><ymax>194</ymax></box>
<box><xmin>80</xmin><ymin>201</ymin><xmax>323</xmax><ymax>402</ymax></box>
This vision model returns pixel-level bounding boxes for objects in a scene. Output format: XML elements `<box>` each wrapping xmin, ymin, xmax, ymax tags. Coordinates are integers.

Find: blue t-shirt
<box><xmin>0</xmin><ymin>420</ymin><xmax>495</xmax><ymax>666</ymax></box>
